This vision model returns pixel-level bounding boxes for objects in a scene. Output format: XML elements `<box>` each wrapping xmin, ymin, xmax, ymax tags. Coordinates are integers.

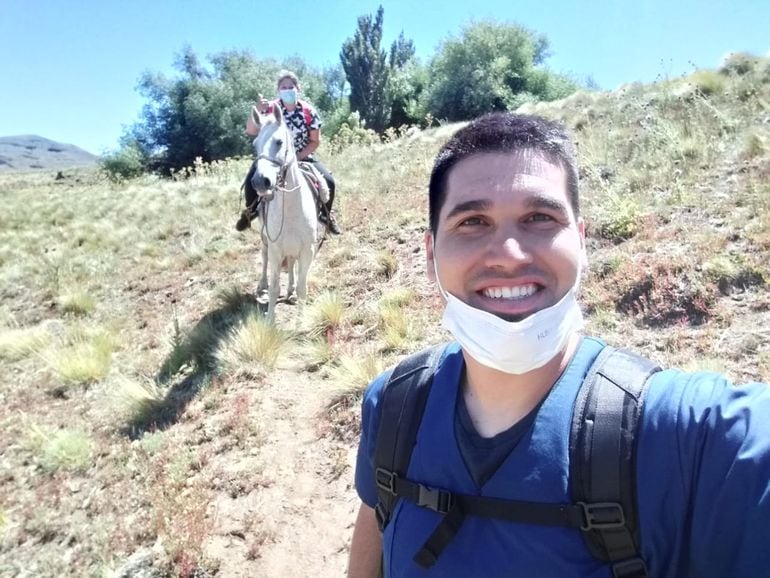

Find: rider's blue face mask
<box><xmin>279</xmin><ymin>88</ymin><xmax>297</xmax><ymax>105</ymax></box>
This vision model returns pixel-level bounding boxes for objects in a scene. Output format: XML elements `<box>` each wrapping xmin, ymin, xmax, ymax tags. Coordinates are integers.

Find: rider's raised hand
<box><xmin>257</xmin><ymin>93</ymin><xmax>269</xmax><ymax>114</ymax></box>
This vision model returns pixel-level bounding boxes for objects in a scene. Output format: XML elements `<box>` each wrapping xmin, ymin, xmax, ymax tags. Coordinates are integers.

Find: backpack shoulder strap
<box><xmin>373</xmin><ymin>344</ymin><xmax>447</xmax><ymax>530</ymax></box>
<box><xmin>298</xmin><ymin>100</ymin><xmax>314</xmax><ymax>128</ymax></box>
<box><xmin>570</xmin><ymin>345</ymin><xmax>661</xmax><ymax>578</ymax></box>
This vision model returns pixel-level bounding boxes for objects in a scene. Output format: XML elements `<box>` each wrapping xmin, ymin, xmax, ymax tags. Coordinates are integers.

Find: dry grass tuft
<box><xmin>115</xmin><ymin>377</ymin><xmax>167</xmax><ymax>426</ymax></box>
<box><xmin>57</xmin><ymin>291</ymin><xmax>95</xmax><ymax>316</ymax></box>
<box><xmin>327</xmin><ymin>350</ymin><xmax>386</xmax><ymax>403</ymax></box>
<box><xmin>298</xmin><ymin>337</ymin><xmax>338</xmax><ymax>371</ymax></box>
<box><xmin>687</xmin><ymin>70</ymin><xmax>727</xmax><ymax>96</ymax></box>
<box><xmin>215</xmin><ymin>314</ymin><xmax>292</xmax><ymax>375</ymax></box>
<box><xmin>380</xmin><ymin>287</ymin><xmax>417</xmax><ymax>308</ymax></box>
<box><xmin>379</xmin><ymin>301</ymin><xmax>417</xmax><ymax>351</ymax></box>
<box><xmin>303</xmin><ymin>290</ymin><xmax>346</xmax><ymax>339</ymax></box>
<box><xmin>44</xmin><ymin>329</ymin><xmax>113</xmax><ymax>385</ymax></box>
<box><xmin>376</xmin><ymin>250</ymin><xmax>399</xmax><ymax>279</ymax></box>
<box><xmin>0</xmin><ymin>324</ymin><xmax>51</xmax><ymax>361</ymax></box>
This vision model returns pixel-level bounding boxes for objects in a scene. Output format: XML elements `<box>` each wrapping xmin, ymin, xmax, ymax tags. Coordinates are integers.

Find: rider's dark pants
<box><xmin>243</xmin><ymin>157</ymin><xmax>336</xmax><ymax>217</ymax></box>
<box><xmin>305</xmin><ymin>158</ymin><xmax>336</xmax><ymax>213</ymax></box>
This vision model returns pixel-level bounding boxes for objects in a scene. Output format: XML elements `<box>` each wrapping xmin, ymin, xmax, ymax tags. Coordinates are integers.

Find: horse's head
<box><xmin>250</xmin><ymin>105</ymin><xmax>295</xmax><ymax>196</ymax></box>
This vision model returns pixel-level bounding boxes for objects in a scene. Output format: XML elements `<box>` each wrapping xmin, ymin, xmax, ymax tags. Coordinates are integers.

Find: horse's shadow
<box><xmin>123</xmin><ymin>289</ymin><xmax>266</xmax><ymax>439</ymax></box>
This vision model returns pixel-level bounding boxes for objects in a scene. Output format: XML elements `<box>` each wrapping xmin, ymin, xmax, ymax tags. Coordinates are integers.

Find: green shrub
<box><xmin>100</xmin><ymin>143</ymin><xmax>145</xmax><ymax>182</ymax></box>
<box><xmin>719</xmin><ymin>52</ymin><xmax>758</xmax><ymax>76</ymax></box>
<box><xmin>591</xmin><ymin>192</ymin><xmax>642</xmax><ymax>242</ymax></box>
<box><xmin>687</xmin><ymin>70</ymin><xmax>726</xmax><ymax>96</ymax></box>
<box><xmin>329</xmin><ymin>112</ymin><xmax>379</xmax><ymax>152</ymax></box>
<box><xmin>37</xmin><ymin>429</ymin><xmax>93</xmax><ymax>473</ymax></box>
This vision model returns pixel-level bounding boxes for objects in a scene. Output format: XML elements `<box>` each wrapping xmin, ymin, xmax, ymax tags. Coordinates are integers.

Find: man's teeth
<box><xmin>482</xmin><ymin>284</ymin><xmax>538</xmax><ymax>299</ymax></box>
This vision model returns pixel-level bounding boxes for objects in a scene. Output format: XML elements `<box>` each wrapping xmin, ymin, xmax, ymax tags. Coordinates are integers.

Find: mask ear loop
<box><xmin>430</xmin><ymin>236</ymin><xmax>451</xmax><ymax>300</ymax></box>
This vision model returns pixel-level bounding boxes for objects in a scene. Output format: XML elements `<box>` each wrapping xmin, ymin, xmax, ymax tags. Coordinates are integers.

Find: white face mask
<box><xmin>432</xmin><ymin>241</ymin><xmax>584</xmax><ymax>375</ymax></box>
<box><xmin>279</xmin><ymin>88</ymin><xmax>297</xmax><ymax>105</ymax></box>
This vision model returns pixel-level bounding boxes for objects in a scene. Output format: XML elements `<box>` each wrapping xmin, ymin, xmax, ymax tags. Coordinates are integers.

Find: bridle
<box><xmin>254</xmin><ymin>130</ymin><xmax>300</xmax><ymax>242</ymax></box>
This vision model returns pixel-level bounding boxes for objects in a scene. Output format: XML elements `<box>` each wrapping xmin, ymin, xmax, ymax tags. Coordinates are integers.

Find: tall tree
<box><xmin>389</xmin><ymin>31</ymin><xmax>415</xmax><ymax>69</ymax></box>
<box><xmin>340</xmin><ymin>5</ymin><xmax>390</xmax><ymax>132</ymax></box>
<box><xmin>425</xmin><ymin>22</ymin><xmax>576</xmax><ymax>121</ymax></box>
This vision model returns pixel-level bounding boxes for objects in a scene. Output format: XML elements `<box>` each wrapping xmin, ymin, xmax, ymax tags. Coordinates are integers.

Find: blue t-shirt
<box><xmin>355</xmin><ymin>337</ymin><xmax>770</xmax><ymax>578</ymax></box>
<box><xmin>455</xmin><ymin>385</ymin><xmax>541</xmax><ymax>487</ymax></box>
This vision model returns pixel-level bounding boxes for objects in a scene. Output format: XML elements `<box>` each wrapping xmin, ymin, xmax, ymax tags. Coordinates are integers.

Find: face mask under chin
<box><xmin>431</xmin><ymin>241</ymin><xmax>584</xmax><ymax>375</ymax></box>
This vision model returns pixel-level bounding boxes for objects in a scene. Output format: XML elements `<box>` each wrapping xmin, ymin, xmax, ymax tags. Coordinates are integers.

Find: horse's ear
<box><xmin>273</xmin><ymin>103</ymin><xmax>282</xmax><ymax>124</ymax></box>
<box><xmin>251</xmin><ymin>106</ymin><xmax>261</xmax><ymax>128</ymax></box>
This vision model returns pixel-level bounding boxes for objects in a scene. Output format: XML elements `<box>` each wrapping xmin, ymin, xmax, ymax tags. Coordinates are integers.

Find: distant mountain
<box><xmin>0</xmin><ymin>135</ymin><xmax>98</xmax><ymax>171</ymax></box>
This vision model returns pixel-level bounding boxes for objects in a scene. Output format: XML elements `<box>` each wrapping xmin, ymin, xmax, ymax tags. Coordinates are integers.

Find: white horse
<box><xmin>250</xmin><ymin>105</ymin><xmax>327</xmax><ymax>323</ymax></box>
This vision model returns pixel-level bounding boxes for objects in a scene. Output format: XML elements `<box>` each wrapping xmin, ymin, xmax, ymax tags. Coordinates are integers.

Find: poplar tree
<box><xmin>340</xmin><ymin>5</ymin><xmax>390</xmax><ymax>132</ymax></box>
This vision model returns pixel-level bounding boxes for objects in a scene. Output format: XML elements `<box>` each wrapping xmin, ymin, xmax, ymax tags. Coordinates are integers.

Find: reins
<box><xmin>254</xmin><ymin>135</ymin><xmax>297</xmax><ymax>242</ymax></box>
<box><xmin>250</xmin><ymin>118</ymin><xmax>326</xmax><ymax>248</ymax></box>
<box><xmin>261</xmin><ymin>180</ymin><xmax>300</xmax><ymax>243</ymax></box>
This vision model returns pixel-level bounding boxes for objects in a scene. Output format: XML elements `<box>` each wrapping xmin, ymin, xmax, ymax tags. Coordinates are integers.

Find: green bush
<box><xmin>719</xmin><ymin>52</ymin><xmax>758</xmax><ymax>76</ymax></box>
<box><xmin>100</xmin><ymin>143</ymin><xmax>145</xmax><ymax>181</ymax></box>
<box><xmin>688</xmin><ymin>70</ymin><xmax>726</xmax><ymax>96</ymax></box>
<box><xmin>329</xmin><ymin>111</ymin><xmax>379</xmax><ymax>151</ymax></box>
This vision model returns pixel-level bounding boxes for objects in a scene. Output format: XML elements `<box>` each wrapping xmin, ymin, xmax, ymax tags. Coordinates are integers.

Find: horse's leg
<box><xmin>257</xmin><ymin>235</ymin><xmax>268</xmax><ymax>296</ymax></box>
<box><xmin>296</xmin><ymin>247</ymin><xmax>313</xmax><ymax>304</ymax></box>
<box><xmin>286</xmin><ymin>257</ymin><xmax>297</xmax><ymax>304</ymax></box>
<box><xmin>267</xmin><ymin>254</ymin><xmax>280</xmax><ymax>323</ymax></box>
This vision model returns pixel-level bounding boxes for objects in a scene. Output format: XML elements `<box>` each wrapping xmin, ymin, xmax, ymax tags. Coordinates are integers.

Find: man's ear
<box><xmin>425</xmin><ymin>230</ymin><xmax>436</xmax><ymax>283</ymax></box>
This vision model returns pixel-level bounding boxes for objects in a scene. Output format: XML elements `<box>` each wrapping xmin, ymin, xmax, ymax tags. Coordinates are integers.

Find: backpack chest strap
<box><xmin>377</xmin><ymin>467</ymin><xmax>632</xmax><ymax>570</ymax></box>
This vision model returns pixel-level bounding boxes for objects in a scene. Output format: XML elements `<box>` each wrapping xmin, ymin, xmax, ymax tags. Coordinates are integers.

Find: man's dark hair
<box><xmin>428</xmin><ymin>113</ymin><xmax>579</xmax><ymax>233</ymax></box>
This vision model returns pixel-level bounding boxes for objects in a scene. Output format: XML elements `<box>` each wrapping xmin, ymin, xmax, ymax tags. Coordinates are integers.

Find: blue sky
<box><xmin>1</xmin><ymin>0</ymin><xmax>767</xmax><ymax>154</ymax></box>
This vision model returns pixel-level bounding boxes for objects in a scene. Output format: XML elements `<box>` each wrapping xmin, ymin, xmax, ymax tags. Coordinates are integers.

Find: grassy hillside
<box><xmin>1</xmin><ymin>54</ymin><xmax>769</xmax><ymax>576</ymax></box>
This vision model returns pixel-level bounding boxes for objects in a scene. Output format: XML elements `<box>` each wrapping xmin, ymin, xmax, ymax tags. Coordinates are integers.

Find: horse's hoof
<box><xmin>287</xmin><ymin>293</ymin><xmax>298</xmax><ymax>305</ymax></box>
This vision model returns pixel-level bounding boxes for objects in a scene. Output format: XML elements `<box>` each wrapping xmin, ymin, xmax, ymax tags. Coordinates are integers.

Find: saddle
<box><xmin>298</xmin><ymin>162</ymin><xmax>330</xmax><ymax>207</ymax></box>
<box><xmin>237</xmin><ymin>161</ymin><xmax>331</xmax><ymax>233</ymax></box>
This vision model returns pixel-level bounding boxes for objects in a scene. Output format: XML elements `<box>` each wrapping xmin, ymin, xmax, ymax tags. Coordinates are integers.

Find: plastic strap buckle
<box><xmin>416</xmin><ymin>484</ymin><xmax>454</xmax><ymax>515</ymax></box>
<box><xmin>375</xmin><ymin>467</ymin><xmax>397</xmax><ymax>495</ymax></box>
<box><xmin>578</xmin><ymin>502</ymin><xmax>626</xmax><ymax>530</ymax></box>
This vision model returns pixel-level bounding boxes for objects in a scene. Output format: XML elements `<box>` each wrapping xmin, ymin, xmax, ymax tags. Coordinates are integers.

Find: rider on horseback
<box><xmin>236</xmin><ymin>70</ymin><xmax>341</xmax><ymax>235</ymax></box>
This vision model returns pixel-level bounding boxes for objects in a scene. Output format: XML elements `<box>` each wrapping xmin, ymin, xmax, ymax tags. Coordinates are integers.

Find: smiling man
<box><xmin>347</xmin><ymin>113</ymin><xmax>770</xmax><ymax>578</ymax></box>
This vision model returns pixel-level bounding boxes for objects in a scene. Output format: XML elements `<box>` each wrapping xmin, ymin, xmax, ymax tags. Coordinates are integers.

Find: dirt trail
<box><xmin>204</xmin><ymin>360</ymin><xmax>360</xmax><ymax>577</ymax></box>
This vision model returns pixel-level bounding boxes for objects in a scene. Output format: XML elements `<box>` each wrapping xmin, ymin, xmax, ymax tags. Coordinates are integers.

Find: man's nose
<box><xmin>485</xmin><ymin>228</ymin><xmax>533</xmax><ymax>267</ymax></box>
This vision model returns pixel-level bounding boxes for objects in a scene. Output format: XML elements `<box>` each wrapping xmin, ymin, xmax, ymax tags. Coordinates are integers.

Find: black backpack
<box><xmin>373</xmin><ymin>343</ymin><xmax>660</xmax><ymax>578</ymax></box>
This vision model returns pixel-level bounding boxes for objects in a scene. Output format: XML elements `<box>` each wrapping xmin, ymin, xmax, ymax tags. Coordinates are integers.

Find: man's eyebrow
<box><xmin>443</xmin><ymin>199</ymin><xmax>492</xmax><ymax>221</ymax></box>
<box><xmin>525</xmin><ymin>193</ymin><xmax>570</xmax><ymax>214</ymax></box>
<box><xmin>443</xmin><ymin>195</ymin><xmax>571</xmax><ymax>221</ymax></box>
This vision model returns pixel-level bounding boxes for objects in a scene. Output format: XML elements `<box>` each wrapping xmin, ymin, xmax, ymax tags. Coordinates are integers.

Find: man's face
<box><xmin>425</xmin><ymin>150</ymin><xmax>585</xmax><ymax>322</ymax></box>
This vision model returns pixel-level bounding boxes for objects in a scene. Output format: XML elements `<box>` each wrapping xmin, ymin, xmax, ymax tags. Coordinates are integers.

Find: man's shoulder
<box><xmin>362</xmin><ymin>343</ymin><xmax>461</xmax><ymax>406</ymax></box>
<box><xmin>642</xmin><ymin>365</ymin><xmax>770</xmax><ymax>432</ymax></box>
